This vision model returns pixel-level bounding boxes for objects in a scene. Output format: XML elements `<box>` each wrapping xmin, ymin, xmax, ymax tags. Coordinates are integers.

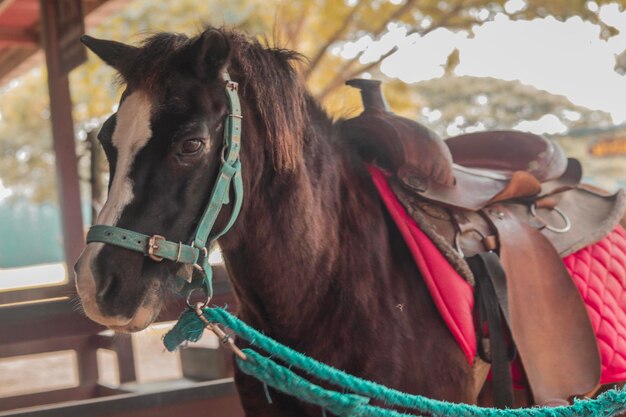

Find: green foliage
<box><xmin>0</xmin><ymin>72</ymin><xmax>56</xmax><ymax>203</ymax></box>
<box><xmin>1</xmin><ymin>0</ymin><xmax>625</xmax><ymax>202</ymax></box>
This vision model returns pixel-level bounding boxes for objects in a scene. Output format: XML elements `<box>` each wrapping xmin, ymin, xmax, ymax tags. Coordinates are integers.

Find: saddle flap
<box><xmin>493</xmin><ymin>205</ymin><xmax>601</xmax><ymax>404</ymax></box>
<box><xmin>506</xmin><ymin>187</ymin><xmax>626</xmax><ymax>257</ymax></box>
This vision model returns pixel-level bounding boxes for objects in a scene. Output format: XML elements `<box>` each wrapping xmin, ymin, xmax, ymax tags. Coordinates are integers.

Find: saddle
<box><xmin>341</xmin><ymin>79</ymin><xmax>626</xmax><ymax>407</ymax></box>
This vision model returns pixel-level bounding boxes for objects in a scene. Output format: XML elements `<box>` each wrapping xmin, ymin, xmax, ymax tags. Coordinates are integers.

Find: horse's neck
<box><xmin>220</xmin><ymin>113</ymin><xmax>387</xmax><ymax>339</ymax></box>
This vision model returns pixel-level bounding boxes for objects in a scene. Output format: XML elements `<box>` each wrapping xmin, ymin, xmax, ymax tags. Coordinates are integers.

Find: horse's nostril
<box><xmin>97</xmin><ymin>272</ymin><xmax>121</xmax><ymax>302</ymax></box>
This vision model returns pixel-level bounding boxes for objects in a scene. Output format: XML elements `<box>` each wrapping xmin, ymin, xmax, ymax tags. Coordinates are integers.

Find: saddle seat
<box><xmin>446</xmin><ymin>130</ymin><xmax>567</xmax><ymax>183</ymax></box>
<box><xmin>343</xmin><ymin>78</ymin><xmax>626</xmax><ymax>407</ymax></box>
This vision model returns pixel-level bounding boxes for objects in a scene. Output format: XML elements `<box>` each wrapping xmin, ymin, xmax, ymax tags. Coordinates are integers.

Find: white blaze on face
<box><xmin>96</xmin><ymin>91</ymin><xmax>153</xmax><ymax>226</ymax></box>
<box><xmin>75</xmin><ymin>91</ymin><xmax>154</xmax><ymax>328</ymax></box>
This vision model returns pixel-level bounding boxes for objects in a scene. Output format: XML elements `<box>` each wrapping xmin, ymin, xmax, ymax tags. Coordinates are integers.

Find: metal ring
<box><xmin>186</xmin><ymin>287</ymin><xmax>210</xmax><ymax>309</ymax></box>
<box><xmin>530</xmin><ymin>204</ymin><xmax>572</xmax><ymax>233</ymax></box>
<box><xmin>175</xmin><ymin>242</ymin><xmax>183</xmax><ymax>263</ymax></box>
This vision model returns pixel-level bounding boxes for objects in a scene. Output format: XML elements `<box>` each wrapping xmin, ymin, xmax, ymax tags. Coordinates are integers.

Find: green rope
<box><xmin>164</xmin><ymin>307</ymin><xmax>626</xmax><ymax>417</ymax></box>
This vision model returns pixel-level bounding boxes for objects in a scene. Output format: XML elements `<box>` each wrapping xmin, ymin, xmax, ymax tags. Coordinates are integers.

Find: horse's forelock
<box><xmin>234</xmin><ymin>43</ymin><xmax>307</xmax><ymax>171</ymax></box>
<box><xmin>120</xmin><ymin>28</ymin><xmax>309</xmax><ymax>172</ymax></box>
<box><xmin>114</xmin><ymin>32</ymin><xmax>191</xmax><ymax>91</ymax></box>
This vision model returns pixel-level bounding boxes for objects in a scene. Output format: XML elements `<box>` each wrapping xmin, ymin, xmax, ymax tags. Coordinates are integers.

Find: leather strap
<box><xmin>192</xmin><ymin>72</ymin><xmax>243</xmax><ymax>248</ymax></box>
<box><xmin>492</xmin><ymin>205</ymin><xmax>601</xmax><ymax>404</ymax></box>
<box><xmin>467</xmin><ymin>252</ymin><xmax>514</xmax><ymax>408</ymax></box>
<box><xmin>87</xmin><ymin>225</ymin><xmax>200</xmax><ymax>264</ymax></box>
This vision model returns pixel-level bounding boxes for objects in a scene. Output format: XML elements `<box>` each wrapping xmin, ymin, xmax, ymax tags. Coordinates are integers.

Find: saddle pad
<box><xmin>563</xmin><ymin>226</ymin><xmax>626</xmax><ymax>384</ymax></box>
<box><xmin>369</xmin><ymin>166</ymin><xmax>477</xmax><ymax>363</ymax></box>
<box><xmin>369</xmin><ymin>165</ymin><xmax>626</xmax><ymax>384</ymax></box>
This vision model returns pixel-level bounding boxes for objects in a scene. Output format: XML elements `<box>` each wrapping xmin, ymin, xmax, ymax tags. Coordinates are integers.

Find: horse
<box><xmin>76</xmin><ymin>27</ymin><xmax>626</xmax><ymax>415</ymax></box>
<box><xmin>74</xmin><ymin>27</ymin><xmax>475</xmax><ymax>415</ymax></box>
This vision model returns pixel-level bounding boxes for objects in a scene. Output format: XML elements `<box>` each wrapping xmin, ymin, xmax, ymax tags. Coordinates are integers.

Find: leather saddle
<box><xmin>341</xmin><ymin>79</ymin><xmax>626</xmax><ymax>407</ymax></box>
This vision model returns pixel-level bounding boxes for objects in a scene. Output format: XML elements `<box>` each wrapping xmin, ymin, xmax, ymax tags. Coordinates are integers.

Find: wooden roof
<box><xmin>0</xmin><ymin>0</ymin><xmax>128</xmax><ymax>86</ymax></box>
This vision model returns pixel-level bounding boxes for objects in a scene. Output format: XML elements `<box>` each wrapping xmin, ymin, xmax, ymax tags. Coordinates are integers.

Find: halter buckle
<box><xmin>147</xmin><ymin>235</ymin><xmax>165</xmax><ymax>262</ymax></box>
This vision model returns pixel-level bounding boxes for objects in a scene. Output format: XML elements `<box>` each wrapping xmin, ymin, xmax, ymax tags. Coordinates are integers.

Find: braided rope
<box><xmin>164</xmin><ymin>307</ymin><xmax>626</xmax><ymax>417</ymax></box>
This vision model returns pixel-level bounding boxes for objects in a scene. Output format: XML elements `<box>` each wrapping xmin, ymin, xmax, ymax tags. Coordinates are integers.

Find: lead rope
<box><xmin>164</xmin><ymin>306</ymin><xmax>626</xmax><ymax>417</ymax></box>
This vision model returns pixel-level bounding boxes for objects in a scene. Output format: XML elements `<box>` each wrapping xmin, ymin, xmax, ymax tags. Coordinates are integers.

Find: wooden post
<box><xmin>39</xmin><ymin>0</ymin><xmax>86</xmax><ymax>272</ymax></box>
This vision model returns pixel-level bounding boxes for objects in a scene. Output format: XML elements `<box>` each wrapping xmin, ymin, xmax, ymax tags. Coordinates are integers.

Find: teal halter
<box><xmin>86</xmin><ymin>71</ymin><xmax>243</xmax><ymax>304</ymax></box>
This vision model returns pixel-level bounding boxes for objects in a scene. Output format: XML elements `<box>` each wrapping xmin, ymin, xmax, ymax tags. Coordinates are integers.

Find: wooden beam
<box><xmin>0</xmin><ymin>27</ymin><xmax>38</xmax><ymax>47</ymax></box>
<box><xmin>0</xmin><ymin>379</ymin><xmax>243</xmax><ymax>417</ymax></box>
<box><xmin>0</xmin><ymin>386</ymin><xmax>96</xmax><ymax>413</ymax></box>
<box><xmin>0</xmin><ymin>283</ymin><xmax>74</xmax><ymax>305</ymax></box>
<box><xmin>39</xmin><ymin>0</ymin><xmax>85</xmax><ymax>273</ymax></box>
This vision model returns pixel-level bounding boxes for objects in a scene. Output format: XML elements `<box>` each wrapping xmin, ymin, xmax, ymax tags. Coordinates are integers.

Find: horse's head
<box><xmin>74</xmin><ymin>29</ymin><xmax>238</xmax><ymax>332</ymax></box>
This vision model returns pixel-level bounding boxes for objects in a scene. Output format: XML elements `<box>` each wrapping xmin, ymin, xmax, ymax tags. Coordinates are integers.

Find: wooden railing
<box><xmin>0</xmin><ymin>265</ymin><xmax>243</xmax><ymax>416</ymax></box>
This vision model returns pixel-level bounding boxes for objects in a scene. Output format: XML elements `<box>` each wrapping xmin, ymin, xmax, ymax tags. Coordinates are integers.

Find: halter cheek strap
<box><xmin>86</xmin><ymin>71</ymin><xmax>244</xmax><ymax>303</ymax></box>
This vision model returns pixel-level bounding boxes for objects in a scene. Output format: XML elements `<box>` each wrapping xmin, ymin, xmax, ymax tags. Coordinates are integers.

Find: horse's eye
<box><xmin>179</xmin><ymin>139</ymin><xmax>204</xmax><ymax>155</ymax></box>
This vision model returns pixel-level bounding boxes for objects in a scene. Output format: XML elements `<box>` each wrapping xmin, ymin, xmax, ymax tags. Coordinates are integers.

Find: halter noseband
<box><xmin>86</xmin><ymin>71</ymin><xmax>244</xmax><ymax>305</ymax></box>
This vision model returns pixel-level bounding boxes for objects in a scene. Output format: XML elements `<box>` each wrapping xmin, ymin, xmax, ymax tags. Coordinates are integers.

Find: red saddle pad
<box><xmin>369</xmin><ymin>165</ymin><xmax>626</xmax><ymax>384</ymax></box>
<box><xmin>563</xmin><ymin>226</ymin><xmax>626</xmax><ymax>384</ymax></box>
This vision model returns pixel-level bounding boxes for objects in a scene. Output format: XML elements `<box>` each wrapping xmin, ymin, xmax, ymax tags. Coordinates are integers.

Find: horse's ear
<box><xmin>185</xmin><ymin>29</ymin><xmax>231</xmax><ymax>79</ymax></box>
<box><xmin>81</xmin><ymin>35</ymin><xmax>137</xmax><ymax>70</ymax></box>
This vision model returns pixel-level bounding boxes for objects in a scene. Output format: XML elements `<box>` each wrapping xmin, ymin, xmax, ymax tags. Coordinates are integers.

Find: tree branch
<box><xmin>304</xmin><ymin>0</ymin><xmax>365</xmax><ymax>80</ymax></box>
<box><xmin>406</xmin><ymin>0</ymin><xmax>466</xmax><ymax>37</ymax></box>
<box><xmin>315</xmin><ymin>46</ymin><xmax>399</xmax><ymax>101</ymax></box>
<box><xmin>314</xmin><ymin>0</ymin><xmax>419</xmax><ymax>98</ymax></box>
<box><xmin>371</xmin><ymin>0</ymin><xmax>420</xmax><ymax>37</ymax></box>
<box><xmin>316</xmin><ymin>0</ymin><xmax>468</xmax><ymax>102</ymax></box>
<box><xmin>285</xmin><ymin>2</ymin><xmax>313</xmax><ymax>49</ymax></box>
<box><xmin>346</xmin><ymin>46</ymin><xmax>399</xmax><ymax>80</ymax></box>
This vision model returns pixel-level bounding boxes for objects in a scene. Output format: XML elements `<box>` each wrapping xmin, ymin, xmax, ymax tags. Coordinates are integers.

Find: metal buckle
<box><xmin>147</xmin><ymin>235</ymin><xmax>165</xmax><ymax>262</ymax></box>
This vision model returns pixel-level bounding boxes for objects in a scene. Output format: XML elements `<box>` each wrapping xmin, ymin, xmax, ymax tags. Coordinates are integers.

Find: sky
<box><xmin>358</xmin><ymin>2</ymin><xmax>626</xmax><ymax>129</ymax></box>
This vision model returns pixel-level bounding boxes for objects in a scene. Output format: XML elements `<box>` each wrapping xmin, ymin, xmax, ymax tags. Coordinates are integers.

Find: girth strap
<box><xmin>467</xmin><ymin>252</ymin><xmax>514</xmax><ymax>409</ymax></box>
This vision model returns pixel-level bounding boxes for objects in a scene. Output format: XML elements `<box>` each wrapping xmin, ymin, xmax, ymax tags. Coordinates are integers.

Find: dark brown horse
<box><xmin>74</xmin><ymin>27</ymin><xmax>477</xmax><ymax>415</ymax></box>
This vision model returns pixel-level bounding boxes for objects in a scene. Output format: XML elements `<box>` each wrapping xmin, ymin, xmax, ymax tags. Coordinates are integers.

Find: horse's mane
<box><xmin>120</xmin><ymin>27</ymin><xmax>309</xmax><ymax>171</ymax></box>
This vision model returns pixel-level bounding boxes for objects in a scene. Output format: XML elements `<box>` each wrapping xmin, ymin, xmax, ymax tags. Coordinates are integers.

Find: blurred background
<box><xmin>1</xmin><ymin>0</ymin><xmax>626</xmax><ymax>415</ymax></box>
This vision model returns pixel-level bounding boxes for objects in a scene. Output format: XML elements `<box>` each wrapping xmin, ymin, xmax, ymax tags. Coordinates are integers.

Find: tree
<box><xmin>1</xmin><ymin>0</ymin><xmax>625</xmax><ymax>203</ymax></box>
<box><xmin>394</xmin><ymin>75</ymin><xmax>612</xmax><ymax>137</ymax></box>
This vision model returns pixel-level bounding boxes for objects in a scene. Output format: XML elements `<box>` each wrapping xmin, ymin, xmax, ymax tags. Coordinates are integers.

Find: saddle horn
<box><xmin>346</xmin><ymin>79</ymin><xmax>390</xmax><ymax>113</ymax></box>
<box><xmin>340</xmin><ymin>79</ymin><xmax>455</xmax><ymax>187</ymax></box>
